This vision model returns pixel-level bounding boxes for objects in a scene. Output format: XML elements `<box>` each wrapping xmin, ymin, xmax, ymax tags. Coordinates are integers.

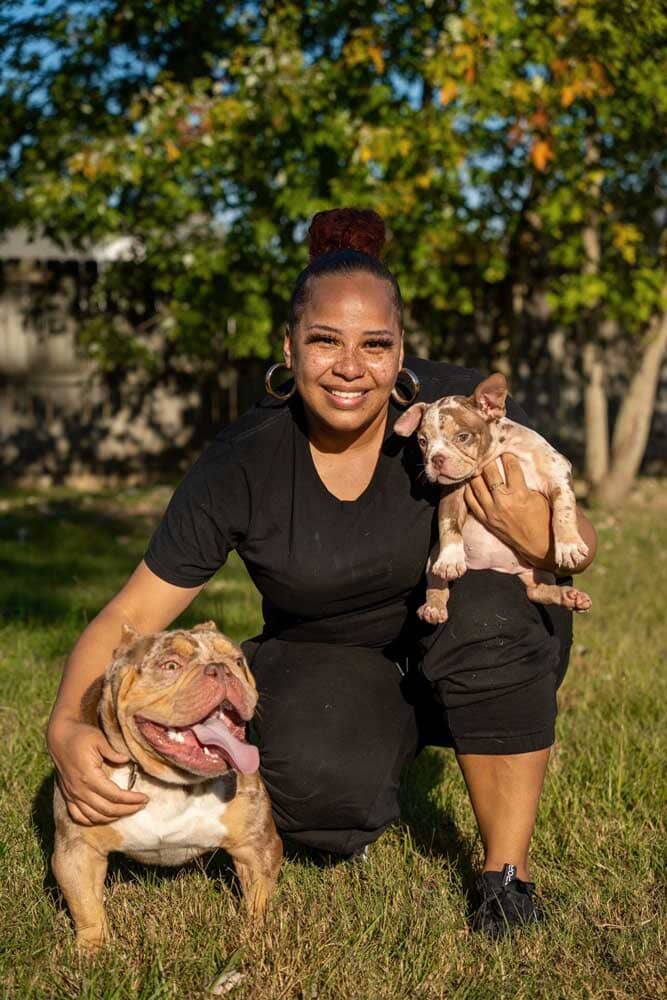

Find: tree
<box><xmin>2</xmin><ymin>1</ymin><xmax>665</xmax><ymax>503</ymax></box>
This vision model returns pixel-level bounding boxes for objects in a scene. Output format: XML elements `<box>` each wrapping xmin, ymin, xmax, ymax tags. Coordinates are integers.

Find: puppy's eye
<box><xmin>417</xmin><ymin>435</ymin><xmax>427</xmax><ymax>447</ymax></box>
<box><xmin>161</xmin><ymin>660</ymin><xmax>181</xmax><ymax>671</ymax></box>
<box><xmin>235</xmin><ymin>656</ymin><xmax>246</xmax><ymax>669</ymax></box>
<box><xmin>456</xmin><ymin>432</ymin><xmax>471</xmax><ymax>444</ymax></box>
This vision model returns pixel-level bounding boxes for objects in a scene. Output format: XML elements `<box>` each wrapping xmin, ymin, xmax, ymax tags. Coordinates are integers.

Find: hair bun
<box><xmin>307</xmin><ymin>208</ymin><xmax>386</xmax><ymax>262</ymax></box>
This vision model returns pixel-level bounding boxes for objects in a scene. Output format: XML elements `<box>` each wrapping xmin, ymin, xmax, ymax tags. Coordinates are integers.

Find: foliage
<box><xmin>1</xmin><ymin>1</ymin><xmax>666</xmax><ymax>366</ymax></box>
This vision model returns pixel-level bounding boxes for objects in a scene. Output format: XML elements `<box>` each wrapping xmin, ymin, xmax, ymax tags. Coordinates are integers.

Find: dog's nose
<box><xmin>431</xmin><ymin>452</ymin><xmax>445</xmax><ymax>470</ymax></box>
<box><xmin>204</xmin><ymin>662</ymin><xmax>228</xmax><ymax>680</ymax></box>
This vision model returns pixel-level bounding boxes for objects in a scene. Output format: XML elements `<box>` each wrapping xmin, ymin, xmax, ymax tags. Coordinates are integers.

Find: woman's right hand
<box><xmin>47</xmin><ymin>717</ymin><xmax>148</xmax><ymax>826</ymax></box>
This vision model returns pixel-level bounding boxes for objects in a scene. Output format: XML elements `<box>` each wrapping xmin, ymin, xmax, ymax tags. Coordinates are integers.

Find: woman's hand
<box><xmin>47</xmin><ymin>716</ymin><xmax>148</xmax><ymax>826</ymax></box>
<box><xmin>463</xmin><ymin>453</ymin><xmax>553</xmax><ymax>567</ymax></box>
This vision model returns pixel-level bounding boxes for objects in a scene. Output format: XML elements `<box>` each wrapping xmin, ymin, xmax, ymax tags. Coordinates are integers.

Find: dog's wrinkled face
<box><xmin>394</xmin><ymin>373</ymin><xmax>508</xmax><ymax>484</ymax></box>
<box><xmin>99</xmin><ymin>622</ymin><xmax>260</xmax><ymax>784</ymax></box>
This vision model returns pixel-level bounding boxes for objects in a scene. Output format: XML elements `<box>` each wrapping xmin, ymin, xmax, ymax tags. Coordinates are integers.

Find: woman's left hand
<box><xmin>464</xmin><ymin>453</ymin><xmax>553</xmax><ymax>566</ymax></box>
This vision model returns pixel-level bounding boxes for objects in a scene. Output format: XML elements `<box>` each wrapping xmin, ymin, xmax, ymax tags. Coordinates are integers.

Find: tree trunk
<box><xmin>582</xmin><ymin>340</ymin><xmax>610</xmax><ymax>486</ymax></box>
<box><xmin>592</xmin><ymin>310</ymin><xmax>667</xmax><ymax>507</ymax></box>
<box><xmin>581</xmin><ymin>131</ymin><xmax>609</xmax><ymax>488</ymax></box>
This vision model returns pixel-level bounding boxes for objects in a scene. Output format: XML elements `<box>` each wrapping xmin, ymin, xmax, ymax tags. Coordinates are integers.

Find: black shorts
<box><xmin>244</xmin><ymin>570</ymin><xmax>573</xmax><ymax>855</ymax></box>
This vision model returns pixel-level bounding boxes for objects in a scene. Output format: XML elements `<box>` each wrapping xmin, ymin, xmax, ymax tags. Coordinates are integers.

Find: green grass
<box><xmin>0</xmin><ymin>484</ymin><xmax>665</xmax><ymax>999</ymax></box>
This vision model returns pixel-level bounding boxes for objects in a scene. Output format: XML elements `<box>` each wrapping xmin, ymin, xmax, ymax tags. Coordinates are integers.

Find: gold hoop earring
<box><xmin>391</xmin><ymin>367</ymin><xmax>421</xmax><ymax>406</ymax></box>
<box><xmin>265</xmin><ymin>362</ymin><xmax>296</xmax><ymax>401</ymax></box>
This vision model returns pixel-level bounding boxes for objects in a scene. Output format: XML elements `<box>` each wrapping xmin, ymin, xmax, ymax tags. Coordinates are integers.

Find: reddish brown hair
<box><xmin>288</xmin><ymin>207</ymin><xmax>403</xmax><ymax>328</ymax></box>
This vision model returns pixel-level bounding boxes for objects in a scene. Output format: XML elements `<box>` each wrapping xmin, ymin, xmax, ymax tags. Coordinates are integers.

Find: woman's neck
<box><xmin>304</xmin><ymin>403</ymin><xmax>389</xmax><ymax>456</ymax></box>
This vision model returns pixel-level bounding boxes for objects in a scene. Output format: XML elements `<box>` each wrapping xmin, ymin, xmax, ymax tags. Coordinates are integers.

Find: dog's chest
<box><xmin>108</xmin><ymin>767</ymin><xmax>230</xmax><ymax>860</ymax></box>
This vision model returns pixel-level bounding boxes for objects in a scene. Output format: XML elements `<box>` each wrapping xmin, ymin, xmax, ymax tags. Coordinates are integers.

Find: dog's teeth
<box><xmin>167</xmin><ymin>729</ymin><xmax>185</xmax><ymax>743</ymax></box>
<box><xmin>203</xmin><ymin>747</ymin><xmax>212</xmax><ymax>756</ymax></box>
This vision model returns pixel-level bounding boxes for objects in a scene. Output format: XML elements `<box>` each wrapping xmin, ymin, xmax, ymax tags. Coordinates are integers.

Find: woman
<box><xmin>47</xmin><ymin>208</ymin><xmax>596</xmax><ymax>937</ymax></box>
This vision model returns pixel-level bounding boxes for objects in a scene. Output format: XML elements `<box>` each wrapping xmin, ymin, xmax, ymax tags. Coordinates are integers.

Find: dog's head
<box><xmin>99</xmin><ymin>622</ymin><xmax>260</xmax><ymax>784</ymax></box>
<box><xmin>394</xmin><ymin>373</ymin><xmax>508</xmax><ymax>484</ymax></box>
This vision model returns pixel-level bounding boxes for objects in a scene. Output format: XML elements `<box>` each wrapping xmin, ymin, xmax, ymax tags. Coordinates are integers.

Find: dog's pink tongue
<box><xmin>191</xmin><ymin>720</ymin><xmax>259</xmax><ymax>774</ymax></box>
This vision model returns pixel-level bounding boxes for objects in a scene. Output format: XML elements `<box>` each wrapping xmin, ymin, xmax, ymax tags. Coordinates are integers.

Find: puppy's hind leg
<box><xmin>519</xmin><ymin>569</ymin><xmax>592</xmax><ymax>613</ymax></box>
<box><xmin>52</xmin><ymin>835</ymin><xmax>109</xmax><ymax>953</ymax></box>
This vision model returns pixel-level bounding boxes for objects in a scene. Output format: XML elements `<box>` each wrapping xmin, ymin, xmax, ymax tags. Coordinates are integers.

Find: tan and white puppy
<box><xmin>395</xmin><ymin>372</ymin><xmax>592</xmax><ymax>624</ymax></box>
<box><xmin>52</xmin><ymin>622</ymin><xmax>282</xmax><ymax>953</ymax></box>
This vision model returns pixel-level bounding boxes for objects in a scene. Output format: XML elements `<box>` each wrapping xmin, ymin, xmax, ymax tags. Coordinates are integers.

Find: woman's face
<box><xmin>284</xmin><ymin>271</ymin><xmax>404</xmax><ymax>439</ymax></box>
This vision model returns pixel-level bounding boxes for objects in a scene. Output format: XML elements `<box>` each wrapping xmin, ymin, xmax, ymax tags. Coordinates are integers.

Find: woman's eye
<box><xmin>456</xmin><ymin>433</ymin><xmax>471</xmax><ymax>444</ymax></box>
<box><xmin>365</xmin><ymin>339</ymin><xmax>393</xmax><ymax>350</ymax></box>
<box><xmin>161</xmin><ymin>661</ymin><xmax>181</xmax><ymax>671</ymax></box>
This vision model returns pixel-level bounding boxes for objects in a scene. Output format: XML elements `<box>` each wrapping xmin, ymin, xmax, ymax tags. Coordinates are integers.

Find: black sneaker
<box><xmin>471</xmin><ymin>863</ymin><xmax>543</xmax><ymax>939</ymax></box>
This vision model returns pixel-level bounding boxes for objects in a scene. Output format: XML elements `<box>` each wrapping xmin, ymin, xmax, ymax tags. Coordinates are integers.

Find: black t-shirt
<box><xmin>144</xmin><ymin>358</ymin><xmax>531</xmax><ymax>649</ymax></box>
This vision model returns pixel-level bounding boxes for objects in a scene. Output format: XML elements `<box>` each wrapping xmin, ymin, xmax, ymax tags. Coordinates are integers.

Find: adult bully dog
<box><xmin>52</xmin><ymin>622</ymin><xmax>282</xmax><ymax>952</ymax></box>
<box><xmin>394</xmin><ymin>372</ymin><xmax>592</xmax><ymax>624</ymax></box>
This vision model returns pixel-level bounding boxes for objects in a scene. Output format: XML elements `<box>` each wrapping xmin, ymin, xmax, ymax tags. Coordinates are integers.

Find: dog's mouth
<box><xmin>135</xmin><ymin>699</ymin><xmax>260</xmax><ymax>777</ymax></box>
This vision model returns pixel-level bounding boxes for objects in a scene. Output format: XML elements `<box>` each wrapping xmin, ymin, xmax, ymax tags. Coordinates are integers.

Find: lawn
<box><xmin>0</xmin><ymin>482</ymin><xmax>665</xmax><ymax>999</ymax></box>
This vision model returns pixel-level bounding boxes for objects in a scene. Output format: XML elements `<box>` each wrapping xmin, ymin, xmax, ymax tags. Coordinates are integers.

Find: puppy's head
<box><xmin>99</xmin><ymin>622</ymin><xmax>259</xmax><ymax>785</ymax></box>
<box><xmin>394</xmin><ymin>373</ymin><xmax>508</xmax><ymax>484</ymax></box>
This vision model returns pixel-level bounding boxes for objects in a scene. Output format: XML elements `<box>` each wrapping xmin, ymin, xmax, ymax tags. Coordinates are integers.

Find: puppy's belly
<box><xmin>109</xmin><ymin>766</ymin><xmax>230</xmax><ymax>865</ymax></box>
<box><xmin>462</xmin><ymin>516</ymin><xmax>530</xmax><ymax>575</ymax></box>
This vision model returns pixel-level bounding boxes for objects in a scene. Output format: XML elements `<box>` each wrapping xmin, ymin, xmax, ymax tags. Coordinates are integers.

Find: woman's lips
<box><xmin>322</xmin><ymin>386</ymin><xmax>371</xmax><ymax>409</ymax></box>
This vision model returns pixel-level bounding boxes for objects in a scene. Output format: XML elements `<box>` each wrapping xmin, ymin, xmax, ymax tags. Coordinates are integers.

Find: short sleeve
<box><xmin>143</xmin><ymin>440</ymin><xmax>250</xmax><ymax>588</ymax></box>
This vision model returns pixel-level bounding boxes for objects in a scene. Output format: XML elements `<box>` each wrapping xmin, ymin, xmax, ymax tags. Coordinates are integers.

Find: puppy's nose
<box><xmin>204</xmin><ymin>662</ymin><xmax>228</xmax><ymax>680</ymax></box>
<box><xmin>430</xmin><ymin>452</ymin><xmax>445</xmax><ymax>470</ymax></box>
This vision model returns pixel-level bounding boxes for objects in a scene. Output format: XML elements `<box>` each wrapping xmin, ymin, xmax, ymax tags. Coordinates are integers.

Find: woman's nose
<box><xmin>331</xmin><ymin>347</ymin><xmax>365</xmax><ymax>379</ymax></box>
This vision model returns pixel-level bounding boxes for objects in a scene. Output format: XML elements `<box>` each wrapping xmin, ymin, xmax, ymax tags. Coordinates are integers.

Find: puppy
<box><xmin>394</xmin><ymin>373</ymin><xmax>592</xmax><ymax>624</ymax></box>
<box><xmin>52</xmin><ymin>621</ymin><xmax>282</xmax><ymax>952</ymax></box>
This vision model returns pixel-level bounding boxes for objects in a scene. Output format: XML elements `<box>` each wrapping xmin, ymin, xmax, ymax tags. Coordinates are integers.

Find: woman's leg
<box><xmin>456</xmin><ymin>749</ymin><xmax>550</xmax><ymax>880</ymax></box>
<box><xmin>418</xmin><ymin>570</ymin><xmax>571</xmax><ymax>896</ymax></box>
<box><xmin>244</xmin><ymin>637</ymin><xmax>419</xmax><ymax>855</ymax></box>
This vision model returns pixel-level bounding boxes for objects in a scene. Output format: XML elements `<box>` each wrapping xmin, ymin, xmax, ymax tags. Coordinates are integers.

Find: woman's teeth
<box><xmin>328</xmin><ymin>389</ymin><xmax>366</xmax><ymax>398</ymax></box>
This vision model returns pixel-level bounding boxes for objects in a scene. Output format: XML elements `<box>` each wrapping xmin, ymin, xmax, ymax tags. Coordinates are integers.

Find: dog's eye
<box><xmin>161</xmin><ymin>660</ymin><xmax>181</xmax><ymax>671</ymax></box>
<box><xmin>235</xmin><ymin>656</ymin><xmax>246</xmax><ymax>669</ymax></box>
<box><xmin>417</xmin><ymin>435</ymin><xmax>427</xmax><ymax>447</ymax></box>
<box><xmin>456</xmin><ymin>432</ymin><xmax>471</xmax><ymax>444</ymax></box>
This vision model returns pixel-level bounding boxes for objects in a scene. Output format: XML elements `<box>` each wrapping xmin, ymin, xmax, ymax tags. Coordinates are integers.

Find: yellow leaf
<box><xmin>367</xmin><ymin>45</ymin><xmax>385</xmax><ymax>75</ymax></box>
<box><xmin>560</xmin><ymin>83</ymin><xmax>578</xmax><ymax>108</ymax></box>
<box><xmin>440</xmin><ymin>80</ymin><xmax>458</xmax><ymax>105</ymax></box>
<box><xmin>530</xmin><ymin>139</ymin><xmax>554</xmax><ymax>172</ymax></box>
<box><xmin>165</xmin><ymin>139</ymin><xmax>181</xmax><ymax>161</ymax></box>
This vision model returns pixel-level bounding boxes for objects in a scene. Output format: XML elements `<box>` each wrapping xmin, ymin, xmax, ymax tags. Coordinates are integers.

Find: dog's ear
<box><xmin>191</xmin><ymin>621</ymin><xmax>218</xmax><ymax>633</ymax></box>
<box><xmin>471</xmin><ymin>373</ymin><xmax>508</xmax><ymax>421</ymax></box>
<box><xmin>394</xmin><ymin>402</ymin><xmax>428</xmax><ymax>437</ymax></box>
<box><xmin>114</xmin><ymin>623</ymin><xmax>141</xmax><ymax>654</ymax></box>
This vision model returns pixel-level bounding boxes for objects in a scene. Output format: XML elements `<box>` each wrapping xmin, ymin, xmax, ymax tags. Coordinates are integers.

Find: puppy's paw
<box><xmin>432</xmin><ymin>543</ymin><xmax>467</xmax><ymax>581</ymax></box>
<box><xmin>417</xmin><ymin>603</ymin><xmax>449</xmax><ymax>625</ymax></box>
<box><xmin>561</xmin><ymin>587</ymin><xmax>592</xmax><ymax>613</ymax></box>
<box><xmin>555</xmin><ymin>538</ymin><xmax>589</xmax><ymax>570</ymax></box>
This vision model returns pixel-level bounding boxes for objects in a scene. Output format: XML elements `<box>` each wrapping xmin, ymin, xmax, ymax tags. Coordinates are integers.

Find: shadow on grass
<box><xmin>399</xmin><ymin>748</ymin><xmax>477</xmax><ymax>898</ymax></box>
<box><xmin>0</xmin><ymin>501</ymin><xmax>148</xmax><ymax>626</ymax></box>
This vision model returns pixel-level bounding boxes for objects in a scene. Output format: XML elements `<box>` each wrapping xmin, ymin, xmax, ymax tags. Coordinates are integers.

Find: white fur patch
<box><xmin>109</xmin><ymin>766</ymin><xmax>229</xmax><ymax>858</ymax></box>
<box><xmin>432</xmin><ymin>542</ymin><xmax>467</xmax><ymax>581</ymax></box>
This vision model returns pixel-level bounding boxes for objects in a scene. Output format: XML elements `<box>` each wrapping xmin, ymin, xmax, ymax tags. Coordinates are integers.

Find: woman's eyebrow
<box><xmin>307</xmin><ymin>324</ymin><xmax>396</xmax><ymax>336</ymax></box>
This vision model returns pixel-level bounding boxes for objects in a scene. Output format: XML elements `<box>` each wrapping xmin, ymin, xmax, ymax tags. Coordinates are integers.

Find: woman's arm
<box><xmin>47</xmin><ymin>561</ymin><xmax>204</xmax><ymax>825</ymax></box>
<box><xmin>463</xmin><ymin>454</ymin><xmax>597</xmax><ymax>574</ymax></box>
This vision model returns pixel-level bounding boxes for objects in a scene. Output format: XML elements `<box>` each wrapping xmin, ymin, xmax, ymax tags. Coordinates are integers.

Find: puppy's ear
<box><xmin>192</xmin><ymin>621</ymin><xmax>218</xmax><ymax>633</ymax></box>
<box><xmin>471</xmin><ymin>373</ymin><xmax>508</xmax><ymax>421</ymax></box>
<box><xmin>394</xmin><ymin>402</ymin><xmax>428</xmax><ymax>437</ymax></box>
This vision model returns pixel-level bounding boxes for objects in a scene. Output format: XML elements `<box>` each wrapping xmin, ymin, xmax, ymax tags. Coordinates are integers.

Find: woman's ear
<box><xmin>283</xmin><ymin>323</ymin><xmax>292</xmax><ymax>367</ymax></box>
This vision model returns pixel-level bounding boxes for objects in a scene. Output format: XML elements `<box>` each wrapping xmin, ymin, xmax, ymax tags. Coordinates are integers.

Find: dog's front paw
<box><xmin>432</xmin><ymin>543</ymin><xmax>467</xmax><ymax>581</ymax></box>
<box><xmin>417</xmin><ymin>603</ymin><xmax>449</xmax><ymax>625</ymax></box>
<box><xmin>555</xmin><ymin>538</ymin><xmax>589</xmax><ymax>570</ymax></box>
